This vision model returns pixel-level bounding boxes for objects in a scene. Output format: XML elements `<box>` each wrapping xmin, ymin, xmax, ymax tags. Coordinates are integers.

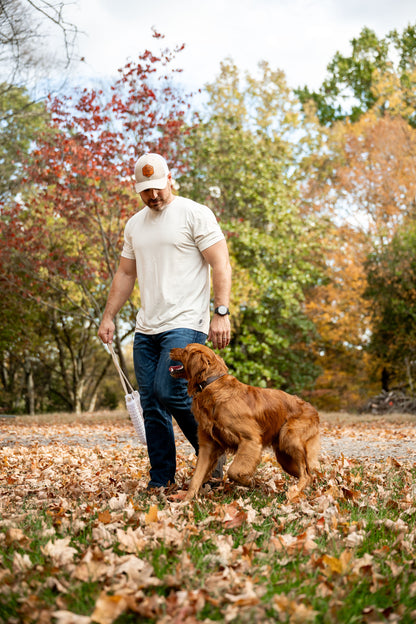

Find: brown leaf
<box><xmin>224</xmin><ymin>510</ymin><xmax>247</xmax><ymax>529</ymax></box>
<box><xmin>6</xmin><ymin>527</ymin><xmax>31</xmax><ymax>547</ymax></box>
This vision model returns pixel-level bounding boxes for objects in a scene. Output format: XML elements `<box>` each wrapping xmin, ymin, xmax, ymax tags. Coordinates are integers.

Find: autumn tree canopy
<box><xmin>1</xmin><ymin>23</ymin><xmax>416</xmax><ymax>413</ymax></box>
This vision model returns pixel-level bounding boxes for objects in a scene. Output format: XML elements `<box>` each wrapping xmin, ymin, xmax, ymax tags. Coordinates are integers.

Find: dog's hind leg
<box><xmin>273</xmin><ymin>422</ymin><xmax>318</xmax><ymax>494</ymax></box>
<box><xmin>227</xmin><ymin>439</ymin><xmax>262</xmax><ymax>487</ymax></box>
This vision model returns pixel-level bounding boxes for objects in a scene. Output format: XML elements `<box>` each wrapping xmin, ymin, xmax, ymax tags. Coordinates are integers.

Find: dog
<box><xmin>169</xmin><ymin>343</ymin><xmax>320</xmax><ymax>500</ymax></box>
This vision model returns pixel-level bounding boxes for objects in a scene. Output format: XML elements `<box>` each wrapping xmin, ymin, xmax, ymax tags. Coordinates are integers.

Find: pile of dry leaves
<box><xmin>0</xmin><ymin>414</ymin><xmax>415</xmax><ymax>624</ymax></box>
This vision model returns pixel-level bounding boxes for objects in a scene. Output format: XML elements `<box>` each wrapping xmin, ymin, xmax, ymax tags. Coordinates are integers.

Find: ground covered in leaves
<box><xmin>0</xmin><ymin>412</ymin><xmax>415</xmax><ymax>624</ymax></box>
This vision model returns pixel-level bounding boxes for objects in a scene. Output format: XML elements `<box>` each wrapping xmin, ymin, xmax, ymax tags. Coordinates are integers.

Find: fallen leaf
<box><xmin>97</xmin><ymin>510</ymin><xmax>112</xmax><ymax>524</ymax></box>
<box><xmin>52</xmin><ymin>611</ymin><xmax>91</xmax><ymax>624</ymax></box>
<box><xmin>322</xmin><ymin>551</ymin><xmax>352</xmax><ymax>575</ymax></box>
<box><xmin>13</xmin><ymin>552</ymin><xmax>33</xmax><ymax>573</ymax></box>
<box><xmin>145</xmin><ymin>504</ymin><xmax>158</xmax><ymax>524</ymax></box>
<box><xmin>41</xmin><ymin>537</ymin><xmax>78</xmax><ymax>566</ymax></box>
<box><xmin>90</xmin><ymin>592</ymin><xmax>129</xmax><ymax>624</ymax></box>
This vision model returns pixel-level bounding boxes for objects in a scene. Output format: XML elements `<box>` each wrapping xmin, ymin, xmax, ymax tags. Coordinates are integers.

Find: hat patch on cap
<box><xmin>142</xmin><ymin>164</ymin><xmax>154</xmax><ymax>178</ymax></box>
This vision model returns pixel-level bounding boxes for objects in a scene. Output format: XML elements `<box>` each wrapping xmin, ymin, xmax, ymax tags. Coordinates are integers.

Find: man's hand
<box><xmin>208</xmin><ymin>314</ymin><xmax>231</xmax><ymax>350</ymax></box>
<box><xmin>97</xmin><ymin>317</ymin><xmax>115</xmax><ymax>345</ymax></box>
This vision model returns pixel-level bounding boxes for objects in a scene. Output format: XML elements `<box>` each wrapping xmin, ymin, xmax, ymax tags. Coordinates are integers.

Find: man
<box><xmin>98</xmin><ymin>153</ymin><xmax>232</xmax><ymax>490</ymax></box>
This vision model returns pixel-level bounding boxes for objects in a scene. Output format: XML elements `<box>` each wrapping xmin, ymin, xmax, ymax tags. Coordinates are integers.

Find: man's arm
<box><xmin>202</xmin><ymin>239</ymin><xmax>232</xmax><ymax>350</ymax></box>
<box><xmin>97</xmin><ymin>257</ymin><xmax>137</xmax><ymax>344</ymax></box>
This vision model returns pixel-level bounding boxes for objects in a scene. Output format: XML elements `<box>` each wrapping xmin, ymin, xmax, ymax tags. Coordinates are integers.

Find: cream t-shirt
<box><xmin>121</xmin><ymin>196</ymin><xmax>224</xmax><ymax>335</ymax></box>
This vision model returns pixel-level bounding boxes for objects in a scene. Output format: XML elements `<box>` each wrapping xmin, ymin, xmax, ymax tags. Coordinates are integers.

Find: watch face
<box><xmin>217</xmin><ymin>305</ymin><xmax>228</xmax><ymax>315</ymax></box>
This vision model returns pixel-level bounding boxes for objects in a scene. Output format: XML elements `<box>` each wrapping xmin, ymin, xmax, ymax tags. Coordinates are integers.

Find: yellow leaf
<box><xmin>145</xmin><ymin>505</ymin><xmax>158</xmax><ymax>524</ymax></box>
<box><xmin>322</xmin><ymin>551</ymin><xmax>351</xmax><ymax>575</ymax></box>
<box><xmin>91</xmin><ymin>592</ymin><xmax>128</xmax><ymax>624</ymax></box>
<box><xmin>322</xmin><ymin>554</ymin><xmax>343</xmax><ymax>574</ymax></box>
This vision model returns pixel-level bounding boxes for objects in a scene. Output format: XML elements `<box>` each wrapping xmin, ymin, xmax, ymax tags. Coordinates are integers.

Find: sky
<box><xmin>63</xmin><ymin>0</ymin><xmax>416</xmax><ymax>93</ymax></box>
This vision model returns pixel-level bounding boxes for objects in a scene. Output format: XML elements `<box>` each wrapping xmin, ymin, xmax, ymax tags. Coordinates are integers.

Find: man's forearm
<box><xmin>212</xmin><ymin>262</ymin><xmax>232</xmax><ymax>307</ymax></box>
<box><xmin>98</xmin><ymin>258</ymin><xmax>137</xmax><ymax>344</ymax></box>
<box><xmin>102</xmin><ymin>270</ymin><xmax>136</xmax><ymax>321</ymax></box>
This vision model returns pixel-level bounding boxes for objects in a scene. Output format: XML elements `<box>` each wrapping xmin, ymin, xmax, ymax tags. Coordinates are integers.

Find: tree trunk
<box><xmin>24</xmin><ymin>356</ymin><xmax>35</xmax><ymax>415</ymax></box>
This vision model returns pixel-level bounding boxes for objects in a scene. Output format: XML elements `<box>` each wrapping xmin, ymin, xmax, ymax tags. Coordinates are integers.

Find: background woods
<box><xmin>1</xmin><ymin>20</ymin><xmax>416</xmax><ymax>414</ymax></box>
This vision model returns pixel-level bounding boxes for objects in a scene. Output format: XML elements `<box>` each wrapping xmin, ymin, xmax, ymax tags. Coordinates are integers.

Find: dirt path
<box><xmin>1</xmin><ymin>412</ymin><xmax>415</xmax><ymax>462</ymax></box>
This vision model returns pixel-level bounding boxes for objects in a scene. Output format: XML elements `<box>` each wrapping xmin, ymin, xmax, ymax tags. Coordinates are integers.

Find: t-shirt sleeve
<box><xmin>121</xmin><ymin>218</ymin><xmax>136</xmax><ymax>260</ymax></box>
<box><xmin>192</xmin><ymin>205</ymin><xmax>225</xmax><ymax>252</ymax></box>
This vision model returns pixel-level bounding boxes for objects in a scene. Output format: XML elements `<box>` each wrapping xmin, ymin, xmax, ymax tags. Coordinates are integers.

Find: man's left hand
<box><xmin>208</xmin><ymin>314</ymin><xmax>231</xmax><ymax>350</ymax></box>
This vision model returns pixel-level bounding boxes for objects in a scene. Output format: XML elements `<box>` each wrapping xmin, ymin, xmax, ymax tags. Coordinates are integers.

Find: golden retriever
<box><xmin>169</xmin><ymin>343</ymin><xmax>320</xmax><ymax>500</ymax></box>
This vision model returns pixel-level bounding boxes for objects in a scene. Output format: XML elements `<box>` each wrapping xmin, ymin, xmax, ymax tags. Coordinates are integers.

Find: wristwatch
<box><xmin>214</xmin><ymin>305</ymin><xmax>230</xmax><ymax>316</ymax></box>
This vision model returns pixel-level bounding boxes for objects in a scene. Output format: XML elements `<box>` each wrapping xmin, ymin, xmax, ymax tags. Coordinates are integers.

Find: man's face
<box><xmin>140</xmin><ymin>175</ymin><xmax>174</xmax><ymax>211</ymax></box>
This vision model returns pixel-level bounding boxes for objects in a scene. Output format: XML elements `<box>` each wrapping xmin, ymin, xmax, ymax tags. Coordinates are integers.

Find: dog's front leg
<box><xmin>185</xmin><ymin>436</ymin><xmax>218</xmax><ymax>501</ymax></box>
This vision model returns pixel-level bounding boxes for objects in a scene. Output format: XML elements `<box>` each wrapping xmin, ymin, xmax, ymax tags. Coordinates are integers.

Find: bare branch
<box><xmin>0</xmin><ymin>0</ymin><xmax>79</xmax><ymax>84</ymax></box>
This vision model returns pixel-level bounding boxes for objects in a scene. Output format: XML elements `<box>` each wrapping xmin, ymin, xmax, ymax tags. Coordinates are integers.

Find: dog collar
<box><xmin>195</xmin><ymin>373</ymin><xmax>227</xmax><ymax>395</ymax></box>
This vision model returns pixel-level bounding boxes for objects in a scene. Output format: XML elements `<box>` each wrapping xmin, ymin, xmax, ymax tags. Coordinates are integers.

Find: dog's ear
<box><xmin>190</xmin><ymin>353</ymin><xmax>211</xmax><ymax>383</ymax></box>
<box><xmin>186</xmin><ymin>352</ymin><xmax>211</xmax><ymax>396</ymax></box>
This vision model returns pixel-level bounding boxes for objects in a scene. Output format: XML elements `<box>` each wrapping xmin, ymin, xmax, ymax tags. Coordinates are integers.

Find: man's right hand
<box><xmin>97</xmin><ymin>318</ymin><xmax>115</xmax><ymax>344</ymax></box>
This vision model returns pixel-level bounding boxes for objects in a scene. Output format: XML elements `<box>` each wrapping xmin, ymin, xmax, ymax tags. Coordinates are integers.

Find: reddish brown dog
<box><xmin>169</xmin><ymin>343</ymin><xmax>320</xmax><ymax>500</ymax></box>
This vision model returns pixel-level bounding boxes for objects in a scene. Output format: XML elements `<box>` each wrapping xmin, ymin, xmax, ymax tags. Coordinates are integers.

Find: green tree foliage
<box><xmin>296</xmin><ymin>24</ymin><xmax>416</xmax><ymax>127</ymax></box>
<box><xmin>0</xmin><ymin>83</ymin><xmax>47</xmax><ymax>200</ymax></box>
<box><xmin>365</xmin><ymin>218</ymin><xmax>416</xmax><ymax>392</ymax></box>
<box><xmin>180</xmin><ymin>60</ymin><xmax>323</xmax><ymax>392</ymax></box>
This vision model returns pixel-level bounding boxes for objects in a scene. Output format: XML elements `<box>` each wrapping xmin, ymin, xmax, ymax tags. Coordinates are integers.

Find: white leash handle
<box><xmin>106</xmin><ymin>343</ymin><xmax>147</xmax><ymax>445</ymax></box>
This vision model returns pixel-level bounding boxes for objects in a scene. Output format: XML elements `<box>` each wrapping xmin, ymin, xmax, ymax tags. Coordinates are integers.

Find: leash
<box><xmin>107</xmin><ymin>343</ymin><xmax>147</xmax><ymax>445</ymax></box>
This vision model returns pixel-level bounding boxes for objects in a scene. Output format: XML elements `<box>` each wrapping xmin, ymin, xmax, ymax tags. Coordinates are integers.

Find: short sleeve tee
<box><xmin>121</xmin><ymin>196</ymin><xmax>224</xmax><ymax>335</ymax></box>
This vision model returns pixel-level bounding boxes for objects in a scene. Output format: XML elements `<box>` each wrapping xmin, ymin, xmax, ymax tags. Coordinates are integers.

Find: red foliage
<box><xmin>1</xmin><ymin>34</ymin><xmax>194</xmax><ymax>315</ymax></box>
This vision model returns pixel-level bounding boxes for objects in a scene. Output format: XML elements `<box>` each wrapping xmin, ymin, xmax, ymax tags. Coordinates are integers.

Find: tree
<box><xmin>0</xmin><ymin>83</ymin><xmax>48</xmax><ymax>201</ymax></box>
<box><xmin>0</xmin><ymin>1</ymin><xmax>80</xmax><ymax>189</ymax></box>
<box><xmin>297</xmin><ymin>90</ymin><xmax>416</xmax><ymax>407</ymax></box>
<box><xmin>365</xmin><ymin>218</ymin><xmax>416</xmax><ymax>393</ymax></box>
<box><xmin>296</xmin><ymin>24</ymin><xmax>416</xmax><ymax>127</ymax></box>
<box><xmin>179</xmin><ymin>59</ymin><xmax>323</xmax><ymax>392</ymax></box>
<box><xmin>332</xmin><ymin>113</ymin><xmax>416</xmax><ymax>242</ymax></box>
<box><xmin>303</xmin><ymin>223</ymin><xmax>377</xmax><ymax>410</ymax></box>
<box><xmin>0</xmin><ymin>34</ymin><xmax>193</xmax><ymax>413</ymax></box>
<box><xmin>0</xmin><ymin>0</ymin><xmax>79</xmax><ymax>84</ymax></box>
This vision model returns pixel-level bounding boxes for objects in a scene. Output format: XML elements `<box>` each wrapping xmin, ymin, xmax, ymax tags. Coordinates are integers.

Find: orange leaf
<box><xmin>145</xmin><ymin>505</ymin><xmax>158</xmax><ymax>524</ymax></box>
<box><xmin>97</xmin><ymin>510</ymin><xmax>112</xmax><ymax>524</ymax></box>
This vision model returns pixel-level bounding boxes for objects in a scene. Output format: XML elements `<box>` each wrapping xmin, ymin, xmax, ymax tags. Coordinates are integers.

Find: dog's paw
<box><xmin>184</xmin><ymin>490</ymin><xmax>198</xmax><ymax>502</ymax></box>
<box><xmin>168</xmin><ymin>490</ymin><xmax>188</xmax><ymax>502</ymax></box>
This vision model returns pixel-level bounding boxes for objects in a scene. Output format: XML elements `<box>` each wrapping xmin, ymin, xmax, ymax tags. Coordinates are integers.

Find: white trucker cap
<box><xmin>134</xmin><ymin>153</ymin><xmax>170</xmax><ymax>193</ymax></box>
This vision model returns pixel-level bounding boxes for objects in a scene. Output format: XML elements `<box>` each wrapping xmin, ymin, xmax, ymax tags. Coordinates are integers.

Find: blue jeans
<box><xmin>133</xmin><ymin>328</ymin><xmax>207</xmax><ymax>487</ymax></box>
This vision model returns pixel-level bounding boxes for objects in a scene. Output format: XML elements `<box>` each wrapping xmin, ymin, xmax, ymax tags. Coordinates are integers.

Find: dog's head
<box><xmin>169</xmin><ymin>343</ymin><xmax>228</xmax><ymax>395</ymax></box>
